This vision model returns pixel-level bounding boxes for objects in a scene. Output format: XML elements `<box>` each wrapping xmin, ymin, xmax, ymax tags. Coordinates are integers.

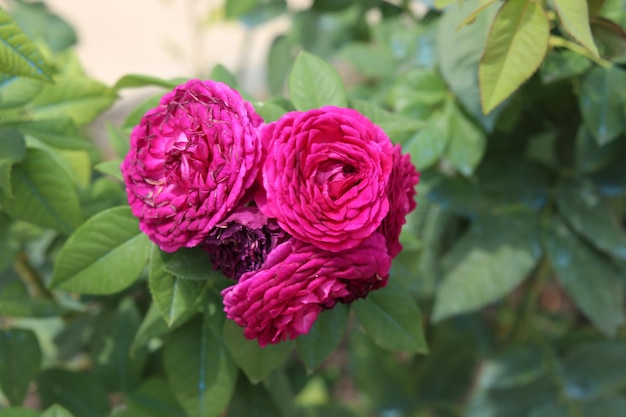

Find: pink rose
<box><xmin>378</xmin><ymin>145</ymin><xmax>420</xmax><ymax>258</ymax></box>
<box><xmin>121</xmin><ymin>79</ymin><xmax>262</xmax><ymax>252</ymax></box>
<box><xmin>222</xmin><ymin>233</ymin><xmax>391</xmax><ymax>347</ymax></box>
<box><xmin>257</xmin><ymin>106</ymin><xmax>394</xmax><ymax>252</ymax></box>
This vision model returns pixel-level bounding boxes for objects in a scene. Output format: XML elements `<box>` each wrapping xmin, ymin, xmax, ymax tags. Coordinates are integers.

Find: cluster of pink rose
<box><xmin>121</xmin><ymin>79</ymin><xmax>419</xmax><ymax>347</ymax></box>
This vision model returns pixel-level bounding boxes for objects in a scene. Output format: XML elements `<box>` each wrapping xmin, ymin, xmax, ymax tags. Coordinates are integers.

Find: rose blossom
<box><xmin>257</xmin><ymin>106</ymin><xmax>393</xmax><ymax>252</ymax></box>
<box><xmin>202</xmin><ymin>205</ymin><xmax>287</xmax><ymax>280</ymax></box>
<box><xmin>222</xmin><ymin>233</ymin><xmax>391</xmax><ymax>347</ymax></box>
<box><xmin>121</xmin><ymin>79</ymin><xmax>262</xmax><ymax>252</ymax></box>
<box><xmin>378</xmin><ymin>145</ymin><xmax>420</xmax><ymax>258</ymax></box>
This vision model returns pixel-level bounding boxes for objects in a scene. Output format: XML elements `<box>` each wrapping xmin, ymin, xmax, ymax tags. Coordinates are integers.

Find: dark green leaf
<box><xmin>591</xmin><ymin>17</ymin><xmax>626</xmax><ymax>61</ymax></box>
<box><xmin>445</xmin><ymin>101</ymin><xmax>486</xmax><ymax>176</ymax></box>
<box><xmin>545</xmin><ymin>216</ymin><xmax>624</xmax><ymax>336</ymax></box>
<box><xmin>438</xmin><ymin>0</ymin><xmax>504</xmax><ymax>131</ymax></box>
<box><xmin>149</xmin><ymin>246</ymin><xmax>204</xmax><ymax>326</ymax></box>
<box><xmin>130</xmin><ymin>302</ymin><xmax>169</xmax><ymax>355</ymax></box>
<box><xmin>228</xmin><ymin>375</ymin><xmax>283</xmax><ymax>417</ymax></box>
<box><xmin>223</xmin><ymin>319</ymin><xmax>292</xmax><ymax>384</ymax></box>
<box><xmin>433</xmin><ymin>213</ymin><xmax>542</xmax><ymax>321</ymax></box>
<box><xmin>540</xmin><ymin>50</ymin><xmax>592</xmax><ymax>83</ymax></box>
<box><xmin>0</xmin><ymin>409</ymin><xmax>40</xmax><ymax>417</ymax></box>
<box><xmin>125</xmin><ymin>377</ymin><xmax>188</xmax><ymax>417</ymax></box>
<box><xmin>40</xmin><ymin>405</ymin><xmax>75</xmax><ymax>417</ymax></box>
<box><xmin>0</xmin><ymin>148</ymin><xmax>82</xmax><ymax>234</ymax></box>
<box><xmin>561</xmin><ymin>341</ymin><xmax>626</xmax><ymax>399</ymax></box>
<box><xmin>579</xmin><ymin>65</ymin><xmax>626</xmax><ymax>145</ymax></box>
<box><xmin>51</xmin><ymin>206</ymin><xmax>152</xmax><ymax>294</ymax></box>
<box><xmin>162</xmin><ymin>247</ymin><xmax>221</xmax><ymax>280</ymax></box>
<box><xmin>0</xmin><ymin>129</ymin><xmax>25</xmax><ymax>197</ymax></box>
<box><xmin>38</xmin><ymin>370</ymin><xmax>109</xmax><ymax>417</ymax></box>
<box><xmin>164</xmin><ymin>314</ymin><xmax>238</xmax><ymax>417</ymax></box>
<box><xmin>0</xmin><ymin>74</ymin><xmax>42</xmax><ymax>109</ymax></box>
<box><xmin>288</xmin><ymin>51</ymin><xmax>347</xmax><ymax>111</ymax></box>
<box><xmin>353</xmin><ymin>281</ymin><xmax>428</xmax><ymax>353</ymax></box>
<box><xmin>0</xmin><ymin>8</ymin><xmax>53</xmax><ymax>81</ymax></box>
<box><xmin>296</xmin><ymin>304</ymin><xmax>348</xmax><ymax>372</ymax></box>
<box><xmin>0</xmin><ymin>328</ymin><xmax>41</xmax><ymax>405</ymax></box>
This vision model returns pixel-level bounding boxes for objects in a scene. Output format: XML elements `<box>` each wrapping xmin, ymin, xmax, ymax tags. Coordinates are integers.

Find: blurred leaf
<box><xmin>581</xmin><ymin>396</ymin><xmax>626</xmax><ymax>417</ymax></box>
<box><xmin>433</xmin><ymin>213</ymin><xmax>542</xmax><ymax>321</ymax></box>
<box><xmin>349</xmin><ymin>98</ymin><xmax>425</xmax><ymax>143</ymax></box>
<box><xmin>545</xmin><ymin>216</ymin><xmax>624</xmax><ymax>336</ymax></box>
<box><xmin>0</xmin><ymin>295</ymin><xmax>65</xmax><ymax>318</ymax></box>
<box><xmin>0</xmin><ymin>8</ymin><xmax>52</xmax><ymax>81</ymax></box>
<box><xmin>0</xmin><ymin>118</ymin><xmax>90</xmax><ymax>150</ymax></box>
<box><xmin>438</xmin><ymin>0</ymin><xmax>504</xmax><ymax>131</ymax></box>
<box><xmin>340</xmin><ymin>43</ymin><xmax>396</xmax><ymax>78</ymax></box>
<box><xmin>94</xmin><ymin>159</ymin><xmax>123</xmax><ymax>181</ymax></box>
<box><xmin>353</xmin><ymin>281</ymin><xmax>428</xmax><ymax>353</ymax></box>
<box><xmin>0</xmin><ymin>148</ymin><xmax>82</xmax><ymax>234</ymax></box>
<box><xmin>223</xmin><ymin>319</ymin><xmax>292</xmax><ymax>384</ymax></box>
<box><xmin>0</xmin><ymin>409</ymin><xmax>40</xmax><ymax>417</ymax></box>
<box><xmin>0</xmin><ymin>129</ymin><xmax>26</xmax><ymax>197</ymax></box>
<box><xmin>561</xmin><ymin>341</ymin><xmax>626</xmax><ymax>400</ymax></box>
<box><xmin>296</xmin><ymin>304</ymin><xmax>348</xmax><ymax>373</ymax></box>
<box><xmin>540</xmin><ymin>49</ymin><xmax>592</xmax><ymax>83</ymax></box>
<box><xmin>162</xmin><ymin>247</ymin><xmax>221</xmax><ymax>281</ymax></box>
<box><xmin>288</xmin><ymin>51</ymin><xmax>347</xmax><ymax>111</ymax></box>
<box><xmin>579</xmin><ymin>65</ymin><xmax>626</xmax><ymax>145</ymax></box>
<box><xmin>240</xmin><ymin>0</ymin><xmax>287</xmax><ymax>27</ymax></box>
<box><xmin>122</xmin><ymin>93</ymin><xmax>161</xmax><ymax>128</ymax></box>
<box><xmin>105</xmin><ymin>122</ymin><xmax>129</xmax><ymax>158</ymax></box>
<box><xmin>405</xmin><ymin>112</ymin><xmax>448</xmax><ymax>170</ymax></box>
<box><xmin>575</xmin><ymin>126</ymin><xmax>622</xmax><ymax>172</ymax></box>
<box><xmin>40</xmin><ymin>405</ymin><xmax>74</xmax><ymax>417</ymax></box>
<box><xmin>267</xmin><ymin>35</ymin><xmax>293</xmax><ymax>95</ymax></box>
<box><xmin>479</xmin><ymin>0</ymin><xmax>550</xmax><ymax>114</ymax></box>
<box><xmin>591</xmin><ymin>17</ymin><xmax>626</xmax><ymax>60</ymax></box>
<box><xmin>26</xmin><ymin>75</ymin><xmax>116</xmax><ymax>126</ymax></box>
<box><xmin>149</xmin><ymin>246</ymin><xmax>204</xmax><ymax>326</ymax></box>
<box><xmin>228</xmin><ymin>375</ymin><xmax>283</xmax><ymax>417</ymax></box>
<box><xmin>552</xmin><ymin>0</ymin><xmax>600</xmax><ymax>57</ymax></box>
<box><xmin>387</xmin><ymin>68</ymin><xmax>448</xmax><ymax>114</ymax></box>
<box><xmin>51</xmin><ymin>206</ymin><xmax>152</xmax><ymax>294</ymax></box>
<box><xmin>11</xmin><ymin>1</ymin><xmax>77</xmax><ymax>52</ymax></box>
<box><xmin>478</xmin><ymin>345</ymin><xmax>545</xmax><ymax>390</ymax></box>
<box><xmin>445</xmin><ymin>101</ymin><xmax>486</xmax><ymax>176</ymax></box>
<box><xmin>38</xmin><ymin>370</ymin><xmax>108</xmax><ymax>417</ymax></box>
<box><xmin>0</xmin><ymin>328</ymin><xmax>41</xmax><ymax>406</ymax></box>
<box><xmin>91</xmin><ymin>299</ymin><xmax>147</xmax><ymax>393</ymax></box>
<box><xmin>125</xmin><ymin>377</ymin><xmax>188</xmax><ymax>417</ymax></box>
<box><xmin>557</xmin><ymin>178</ymin><xmax>626</xmax><ymax>259</ymax></box>
<box><xmin>164</xmin><ymin>314</ymin><xmax>238</xmax><ymax>417</ymax></box>
<box><xmin>0</xmin><ymin>74</ymin><xmax>42</xmax><ymax>109</ymax></box>
<box><xmin>113</xmin><ymin>74</ymin><xmax>186</xmax><ymax>90</ymax></box>
<box><xmin>253</xmin><ymin>100</ymin><xmax>288</xmax><ymax>123</ymax></box>
<box><xmin>312</xmin><ymin>0</ymin><xmax>353</xmax><ymax>11</ymax></box>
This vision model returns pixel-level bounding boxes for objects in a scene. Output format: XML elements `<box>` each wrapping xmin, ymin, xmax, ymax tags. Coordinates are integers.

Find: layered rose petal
<box><xmin>258</xmin><ymin>106</ymin><xmax>394</xmax><ymax>252</ymax></box>
<box><xmin>121</xmin><ymin>79</ymin><xmax>262</xmax><ymax>252</ymax></box>
<box><xmin>222</xmin><ymin>233</ymin><xmax>391</xmax><ymax>347</ymax></box>
<box><xmin>378</xmin><ymin>145</ymin><xmax>420</xmax><ymax>258</ymax></box>
<box><xmin>202</xmin><ymin>205</ymin><xmax>288</xmax><ymax>280</ymax></box>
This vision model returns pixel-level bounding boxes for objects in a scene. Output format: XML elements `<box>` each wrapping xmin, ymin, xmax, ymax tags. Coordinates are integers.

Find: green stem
<box><xmin>13</xmin><ymin>252</ymin><xmax>54</xmax><ymax>301</ymax></box>
<box><xmin>549</xmin><ymin>35</ymin><xmax>612</xmax><ymax>68</ymax></box>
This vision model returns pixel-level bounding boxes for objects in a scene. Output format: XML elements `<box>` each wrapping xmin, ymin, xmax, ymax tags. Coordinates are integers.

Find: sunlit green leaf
<box><xmin>288</xmin><ymin>51</ymin><xmax>347</xmax><ymax>111</ymax></box>
<box><xmin>552</xmin><ymin>0</ymin><xmax>599</xmax><ymax>57</ymax></box>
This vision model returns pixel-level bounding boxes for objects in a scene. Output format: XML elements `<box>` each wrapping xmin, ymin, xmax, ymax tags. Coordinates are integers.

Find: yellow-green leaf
<box><xmin>552</xmin><ymin>0</ymin><xmax>600</xmax><ymax>58</ymax></box>
<box><xmin>479</xmin><ymin>0</ymin><xmax>550</xmax><ymax>114</ymax></box>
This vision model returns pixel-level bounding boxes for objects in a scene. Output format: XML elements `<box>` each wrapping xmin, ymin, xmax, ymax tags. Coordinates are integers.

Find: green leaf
<box><xmin>296</xmin><ymin>304</ymin><xmax>348</xmax><ymax>373</ymax></box>
<box><xmin>227</xmin><ymin>375</ymin><xmax>283</xmax><ymax>417</ymax></box>
<box><xmin>0</xmin><ymin>409</ymin><xmax>40</xmax><ymax>417</ymax></box>
<box><xmin>149</xmin><ymin>246</ymin><xmax>204</xmax><ymax>326</ymax></box>
<box><xmin>105</xmin><ymin>122</ymin><xmax>130</xmax><ymax>158</ymax></box>
<box><xmin>387</xmin><ymin>68</ymin><xmax>448</xmax><ymax>114</ymax></box>
<box><xmin>125</xmin><ymin>377</ymin><xmax>188</xmax><ymax>417</ymax></box>
<box><xmin>0</xmin><ymin>129</ymin><xmax>25</xmax><ymax>197</ymax></box>
<box><xmin>579</xmin><ymin>66</ymin><xmax>626</xmax><ymax>145</ymax></box>
<box><xmin>545</xmin><ymin>216</ymin><xmax>624</xmax><ymax>336</ymax></box>
<box><xmin>479</xmin><ymin>0</ymin><xmax>550</xmax><ymax>114</ymax></box>
<box><xmin>162</xmin><ymin>247</ymin><xmax>222</xmax><ymax>280</ymax></box>
<box><xmin>0</xmin><ymin>118</ymin><xmax>90</xmax><ymax>150</ymax></box>
<box><xmin>267</xmin><ymin>34</ymin><xmax>293</xmax><ymax>95</ymax></box>
<box><xmin>253</xmin><ymin>100</ymin><xmax>288</xmax><ymax>123</ymax></box>
<box><xmin>11</xmin><ymin>1</ymin><xmax>77</xmax><ymax>53</ymax></box>
<box><xmin>340</xmin><ymin>43</ymin><xmax>396</xmax><ymax>78</ymax></box>
<box><xmin>51</xmin><ymin>206</ymin><xmax>152</xmax><ymax>294</ymax></box>
<box><xmin>434</xmin><ymin>0</ymin><xmax>462</xmax><ymax>9</ymax></box>
<box><xmin>37</xmin><ymin>370</ymin><xmax>109</xmax><ymax>417</ymax></box>
<box><xmin>0</xmin><ymin>74</ymin><xmax>42</xmax><ymax>109</ymax></box>
<box><xmin>164</xmin><ymin>314</ymin><xmax>238</xmax><ymax>417</ymax></box>
<box><xmin>288</xmin><ymin>51</ymin><xmax>347</xmax><ymax>111</ymax></box>
<box><xmin>561</xmin><ymin>341</ymin><xmax>626</xmax><ymax>399</ymax></box>
<box><xmin>122</xmin><ymin>93</ymin><xmax>161</xmax><ymax>128</ymax></box>
<box><xmin>349</xmin><ymin>99</ymin><xmax>425</xmax><ymax>143</ymax></box>
<box><xmin>91</xmin><ymin>299</ymin><xmax>147</xmax><ymax>393</ymax></box>
<box><xmin>540</xmin><ymin>49</ymin><xmax>592</xmax><ymax>84</ymax></box>
<box><xmin>94</xmin><ymin>159</ymin><xmax>123</xmax><ymax>182</ymax></box>
<box><xmin>405</xmin><ymin>114</ymin><xmax>448</xmax><ymax>170</ymax></box>
<box><xmin>557</xmin><ymin>178</ymin><xmax>626</xmax><ymax>259</ymax></box>
<box><xmin>223</xmin><ymin>319</ymin><xmax>292</xmax><ymax>384</ymax></box>
<box><xmin>0</xmin><ymin>328</ymin><xmax>42</xmax><ymax>405</ymax></box>
<box><xmin>0</xmin><ymin>8</ymin><xmax>52</xmax><ymax>81</ymax></box>
<box><xmin>40</xmin><ymin>405</ymin><xmax>75</xmax><ymax>417</ymax></box>
<box><xmin>445</xmin><ymin>101</ymin><xmax>486</xmax><ymax>176</ymax></box>
<box><xmin>26</xmin><ymin>75</ymin><xmax>116</xmax><ymax>126</ymax></box>
<box><xmin>353</xmin><ymin>281</ymin><xmax>428</xmax><ymax>353</ymax></box>
<box><xmin>113</xmin><ymin>74</ymin><xmax>186</xmax><ymax>90</ymax></box>
<box><xmin>438</xmin><ymin>0</ymin><xmax>503</xmax><ymax>131</ymax></box>
<box><xmin>0</xmin><ymin>148</ymin><xmax>82</xmax><ymax>234</ymax></box>
<box><xmin>433</xmin><ymin>213</ymin><xmax>542</xmax><ymax>321</ymax></box>
<box><xmin>552</xmin><ymin>0</ymin><xmax>600</xmax><ymax>57</ymax></box>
